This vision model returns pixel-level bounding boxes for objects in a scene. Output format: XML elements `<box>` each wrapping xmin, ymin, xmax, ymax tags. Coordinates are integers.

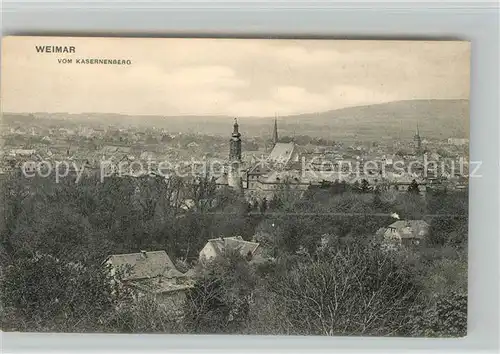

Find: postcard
<box><xmin>0</xmin><ymin>36</ymin><xmax>469</xmax><ymax>336</ymax></box>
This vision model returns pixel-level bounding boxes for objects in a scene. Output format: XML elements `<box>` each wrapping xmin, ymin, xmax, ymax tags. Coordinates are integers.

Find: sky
<box><xmin>1</xmin><ymin>37</ymin><xmax>470</xmax><ymax>117</ymax></box>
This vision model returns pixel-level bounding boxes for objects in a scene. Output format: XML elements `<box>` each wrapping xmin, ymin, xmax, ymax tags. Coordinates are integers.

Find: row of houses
<box><xmin>214</xmin><ymin>140</ymin><xmax>467</xmax><ymax>202</ymax></box>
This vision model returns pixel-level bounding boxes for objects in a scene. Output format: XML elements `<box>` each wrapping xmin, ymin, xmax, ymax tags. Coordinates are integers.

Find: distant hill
<box><xmin>1</xmin><ymin>113</ymin><xmax>36</xmax><ymax>124</ymax></box>
<box><xmin>3</xmin><ymin>99</ymin><xmax>469</xmax><ymax>141</ymax></box>
<box><xmin>272</xmin><ymin>99</ymin><xmax>469</xmax><ymax>141</ymax></box>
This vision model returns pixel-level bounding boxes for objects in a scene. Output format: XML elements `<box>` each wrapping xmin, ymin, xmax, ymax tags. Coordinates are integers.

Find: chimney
<box><xmin>390</xmin><ymin>212</ymin><xmax>400</xmax><ymax>220</ymax></box>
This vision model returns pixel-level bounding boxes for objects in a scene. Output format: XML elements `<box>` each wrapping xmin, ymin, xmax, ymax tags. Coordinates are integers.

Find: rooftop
<box><xmin>387</xmin><ymin>220</ymin><xmax>430</xmax><ymax>239</ymax></box>
<box><xmin>205</xmin><ymin>236</ymin><xmax>260</xmax><ymax>258</ymax></box>
<box><xmin>105</xmin><ymin>250</ymin><xmax>185</xmax><ymax>281</ymax></box>
<box><xmin>267</xmin><ymin>142</ymin><xmax>298</xmax><ymax>164</ymax></box>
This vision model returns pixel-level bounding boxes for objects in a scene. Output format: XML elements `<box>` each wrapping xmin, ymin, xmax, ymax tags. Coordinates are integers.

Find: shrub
<box><xmin>406</xmin><ymin>291</ymin><xmax>467</xmax><ymax>337</ymax></box>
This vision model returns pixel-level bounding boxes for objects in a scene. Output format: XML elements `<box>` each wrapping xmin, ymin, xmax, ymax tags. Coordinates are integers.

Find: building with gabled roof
<box><xmin>199</xmin><ymin>236</ymin><xmax>260</xmax><ymax>263</ymax></box>
<box><xmin>246</xmin><ymin>162</ymin><xmax>273</xmax><ymax>191</ymax></box>
<box><xmin>104</xmin><ymin>250</ymin><xmax>195</xmax><ymax>312</ymax></box>
<box><xmin>377</xmin><ymin>219</ymin><xmax>430</xmax><ymax>247</ymax></box>
<box><xmin>104</xmin><ymin>250</ymin><xmax>185</xmax><ymax>282</ymax></box>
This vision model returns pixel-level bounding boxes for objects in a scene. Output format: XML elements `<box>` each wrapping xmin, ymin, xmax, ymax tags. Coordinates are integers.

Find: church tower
<box><xmin>414</xmin><ymin>122</ymin><xmax>422</xmax><ymax>155</ymax></box>
<box><xmin>272</xmin><ymin>115</ymin><xmax>279</xmax><ymax>147</ymax></box>
<box><xmin>229</xmin><ymin>118</ymin><xmax>242</xmax><ymax>162</ymax></box>
<box><xmin>228</xmin><ymin>118</ymin><xmax>243</xmax><ymax>191</ymax></box>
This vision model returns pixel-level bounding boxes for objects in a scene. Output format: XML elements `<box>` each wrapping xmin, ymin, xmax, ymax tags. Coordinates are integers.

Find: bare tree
<box><xmin>265</xmin><ymin>242</ymin><xmax>421</xmax><ymax>336</ymax></box>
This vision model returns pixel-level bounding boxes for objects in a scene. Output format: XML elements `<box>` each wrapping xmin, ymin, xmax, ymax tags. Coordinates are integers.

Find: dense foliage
<box><xmin>0</xmin><ymin>172</ymin><xmax>468</xmax><ymax>336</ymax></box>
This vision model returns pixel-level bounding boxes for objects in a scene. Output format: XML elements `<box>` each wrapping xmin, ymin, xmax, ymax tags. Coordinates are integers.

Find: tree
<box><xmin>259</xmin><ymin>198</ymin><xmax>268</xmax><ymax>213</ymax></box>
<box><xmin>407</xmin><ymin>179</ymin><xmax>420</xmax><ymax>195</ymax></box>
<box><xmin>106</xmin><ymin>296</ymin><xmax>181</xmax><ymax>333</ymax></box>
<box><xmin>360</xmin><ymin>179</ymin><xmax>370</xmax><ymax>193</ymax></box>
<box><xmin>269</xmin><ymin>179</ymin><xmax>301</xmax><ymax>212</ymax></box>
<box><xmin>264</xmin><ymin>241</ymin><xmax>422</xmax><ymax>336</ymax></box>
<box><xmin>183</xmin><ymin>250</ymin><xmax>256</xmax><ymax>333</ymax></box>
<box><xmin>395</xmin><ymin>150</ymin><xmax>406</xmax><ymax>157</ymax></box>
<box><xmin>372</xmin><ymin>187</ymin><xmax>384</xmax><ymax>209</ymax></box>
<box><xmin>0</xmin><ymin>170</ymin><xmax>32</xmax><ymax>258</ymax></box>
<box><xmin>1</xmin><ymin>253</ymin><xmax>130</xmax><ymax>332</ymax></box>
<box><xmin>426</xmin><ymin>189</ymin><xmax>468</xmax><ymax>248</ymax></box>
<box><xmin>406</xmin><ymin>291</ymin><xmax>467</xmax><ymax>337</ymax></box>
<box><xmin>319</xmin><ymin>180</ymin><xmax>332</xmax><ymax>189</ymax></box>
<box><xmin>161</xmin><ymin>135</ymin><xmax>173</xmax><ymax>143</ymax></box>
<box><xmin>268</xmin><ymin>194</ymin><xmax>281</xmax><ymax>210</ymax></box>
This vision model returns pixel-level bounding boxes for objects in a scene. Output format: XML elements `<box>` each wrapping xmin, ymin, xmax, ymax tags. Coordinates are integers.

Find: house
<box><xmin>246</xmin><ymin>163</ymin><xmax>272</xmax><ymax>190</ymax></box>
<box><xmin>104</xmin><ymin>250</ymin><xmax>194</xmax><ymax>310</ymax></box>
<box><xmin>105</xmin><ymin>250</ymin><xmax>187</xmax><ymax>281</ymax></box>
<box><xmin>99</xmin><ymin>145</ymin><xmax>132</xmax><ymax>161</ymax></box>
<box><xmin>9</xmin><ymin>149</ymin><xmax>37</xmax><ymax>157</ymax></box>
<box><xmin>256</xmin><ymin>171</ymin><xmax>310</xmax><ymax>195</ymax></box>
<box><xmin>376</xmin><ymin>220</ymin><xmax>430</xmax><ymax>247</ymax></box>
<box><xmin>199</xmin><ymin>236</ymin><xmax>260</xmax><ymax>263</ymax></box>
<box><xmin>215</xmin><ymin>173</ymin><xmax>229</xmax><ymax>189</ymax></box>
<box><xmin>447</xmin><ymin>138</ymin><xmax>469</xmax><ymax>146</ymax></box>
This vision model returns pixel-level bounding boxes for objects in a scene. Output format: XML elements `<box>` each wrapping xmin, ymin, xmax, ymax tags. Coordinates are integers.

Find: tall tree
<box><xmin>407</xmin><ymin>179</ymin><xmax>420</xmax><ymax>195</ymax></box>
<box><xmin>360</xmin><ymin>179</ymin><xmax>370</xmax><ymax>193</ymax></box>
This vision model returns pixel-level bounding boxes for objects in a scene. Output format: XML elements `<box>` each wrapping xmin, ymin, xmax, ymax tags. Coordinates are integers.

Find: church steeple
<box><xmin>232</xmin><ymin>118</ymin><xmax>240</xmax><ymax>137</ymax></box>
<box><xmin>272</xmin><ymin>114</ymin><xmax>279</xmax><ymax>146</ymax></box>
<box><xmin>228</xmin><ymin>118</ymin><xmax>243</xmax><ymax>191</ymax></box>
<box><xmin>229</xmin><ymin>118</ymin><xmax>242</xmax><ymax>162</ymax></box>
<box><xmin>414</xmin><ymin>122</ymin><xmax>422</xmax><ymax>154</ymax></box>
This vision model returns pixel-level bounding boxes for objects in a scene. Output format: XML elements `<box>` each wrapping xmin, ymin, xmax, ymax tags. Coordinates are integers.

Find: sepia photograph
<box><xmin>0</xmin><ymin>37</ymin><xmax>470</xmax><ymax>337</ymax></box>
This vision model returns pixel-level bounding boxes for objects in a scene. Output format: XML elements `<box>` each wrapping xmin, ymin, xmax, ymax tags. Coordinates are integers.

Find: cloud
<box><xmin>119</xmin><ymin>65</ymin><xmax>245</xmax><ymax>115</ymax></box>
<box><xmin>1</xmin><ymin>37</ymin><xmax>470</xmax><ymax>116</ymax></box>
<box><xmin>166</xmin><ymin>66</ymin><xmax>248</xmax><ymax>89</ymax></box>
<box><xmin>267</xmin><ymin>45</ymin><xmax>341</xmax><ymax>67</ymax></box>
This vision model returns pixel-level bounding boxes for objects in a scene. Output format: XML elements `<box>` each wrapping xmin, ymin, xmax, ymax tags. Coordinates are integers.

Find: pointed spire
<box><xmin>414</xmin><ymin>121</ymin><xmax>422</xmax><ymax>154</ymax></box>
<box><xmin>272</xmin><ymin>113</ymin><xmax>279</xmax><ymax>146</ymax></box>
